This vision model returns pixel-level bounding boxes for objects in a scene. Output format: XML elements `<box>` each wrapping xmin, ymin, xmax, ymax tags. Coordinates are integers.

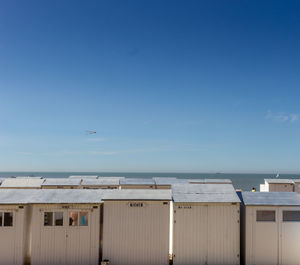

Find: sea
<box><xmin>0</xmin><ymin>172</ymin><xmax>299</xmax><ymax>191</ymax></box>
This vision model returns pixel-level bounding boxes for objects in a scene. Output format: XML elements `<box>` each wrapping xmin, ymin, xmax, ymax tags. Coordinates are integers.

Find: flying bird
<box><xmin>86</xmin><ymin>130</ymin><xmax>97</xmax><ymax>135</ymax></box>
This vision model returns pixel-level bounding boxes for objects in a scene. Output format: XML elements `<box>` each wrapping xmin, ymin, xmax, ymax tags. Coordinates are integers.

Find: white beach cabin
<box><xmin>102</xmin><ymin>189</ymin><xmax>171</xmax><ymax>265</ymax></box>
<box><xmin>0</xmin><ymin>190</ymin><xmax>30</xmax><ymax>265</ymax></box>
<box><xmin>240</xmin><ymin>192</ymin><xmax>300</xmax><ymax>265</ymax></box>
<box><xmin>29</xmin><ymin>189</ymin><xmax>103</xmax><ymax>265</ymax></box>
<box><xmin>260</xmin><ymin>179</ymin><xmax>294</xmax><ymax>192</ymax></box>
<box><xmin>172</xmin><ymin>184</ymin><xmax>240</xmax><ymax>265</ymax></box>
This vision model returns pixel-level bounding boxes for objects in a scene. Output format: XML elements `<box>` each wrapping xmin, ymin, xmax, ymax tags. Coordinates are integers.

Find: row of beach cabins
<box><xmin>0</xmin><ymin>176</ymin><xmax>299</xmax><ymax>265</ymax></box>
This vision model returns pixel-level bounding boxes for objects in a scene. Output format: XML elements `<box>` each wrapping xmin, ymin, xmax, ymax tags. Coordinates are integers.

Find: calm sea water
<box><xmin>0</xmin><ymin>172</ymin><xmax>300</xmax><ymax>191</ymax></box>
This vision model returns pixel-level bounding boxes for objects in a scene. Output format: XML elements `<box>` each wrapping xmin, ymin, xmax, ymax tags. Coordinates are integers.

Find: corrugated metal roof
<box><xmin>42</xmin><ymin>178</ymin><xmax>81</xmax><ymax>186</ymax></box>
<box><xmin>265</xmin><ymin>178</ymin><xmax>294</xmax><ymax>184</ymax></box>
<box><xmin>0</xmin><ymin>178</ymin><xmax>45</xmax><ymax>188</ymax></box>
<box><xmin>153</xmin><ymin>177</ymin><xmax>189</xmax><ymax>185</ymax></box>
<box><xmin>68</xmin><ymin>175</ymin><xmax>99</xmax><ymax>179</ymax></box>
<box><xmin>204</xmin><ymin>178</ymin><xmax>232</xmax><ymax>184</ymax></box>
<box><xmin>102</xmin><ymin>189</ymin><xmax>172</xmax><ymax>201</ymax></box>
<box><xmin>0</xmin><ymin>189</ymin><xmax>106</xmax><ymax>204</ymax></box>
<box><xmin>172</xmin><ymin>184</ymin><xmax>240</xmax><ymax>203</ymax></box>
<box><xmin>120</xmin><ymin>178</ymin><xmax>155</xmax><ymax>185</ymax></box>
<box><xmin>241</xmin><ymin>191</ymin><xmax>300</xmax><ymax>206</ymax></box>
<box><xmin>81</xmin><ymin>177</ymin><xmax>120</xmax><ymax>186</ymax></box>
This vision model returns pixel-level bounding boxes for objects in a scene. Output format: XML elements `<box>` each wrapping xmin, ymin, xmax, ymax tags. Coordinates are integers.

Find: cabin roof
<box><xmin>153</xmin><ymin>177</ymin><xmax>189</xmax><ymax>185</ymax></box>
<box><xmin>0</xmin><ymin>189</ymin><xmax>105</xmax><ymax>204</ymax></box>
<box><xmin>292</xmin><ymin>179</ymin><xmax>300</xmax><ymax>183</ymax></box>
<box><xmin>0</xmin><ymin>178</ymin><xmax>45</xmax><ymax>188</ymax></box>
<box><xmin>81</xmin><ymin>177</ymin><xmax>121</xmax><ymax>186</ymax></box>
<box><xmin>42</xmin><ymin>178</ymin><xmax>81</xmax><ymax>186</ymax></box>
<box><xmin>120</xmin><ymin>178</ymin><xmax>155</xmax><ymax>185</ymax></box>
<box><xmin>0</xmin><ymin>178</ymin><xmax>6</xmax><ymax>184</ymax></box>
<box><xmin>172</xmin><ymin>184</ymin><xmax>240</xmax><ymax>203</ymax></box>
<box><xmin>265</xmin><ymin>179</ymin><xmax>294</xmax><ymax>184</ymax></box>
<box><xmin>242</xmin><ymin>191</ymin><xmax>300</xmax><ymax>206</ymax></box>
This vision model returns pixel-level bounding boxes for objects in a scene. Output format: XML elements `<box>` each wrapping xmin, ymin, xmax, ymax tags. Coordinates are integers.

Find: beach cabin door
<box><xmin>0</xmin><ymin>209</ymin><xmax>20</xmax><ymax>265</ymax></box>
<box><xmin>252</xmin><ymin>208</ymin><xmax>278</xmax><ymax>265</ymax></box>
<box><xmin>280</xmin><ymin>207</ymin><xmax>300</xmax><ymax>265</ymax></box>
<box><xmin>38</xmin><ymin>208</ymin><xmax>92</xmax><ymax>265</ymax></box>
<box><xmin>39</xmin><ymin>210</ymin><xmax>67</xmax><ymax>265</ymax></box>
<box><xmin>66</xmin><ymin>210</ymin><xmax>91</xmax><ymax>265</ymax></box>
<box><xmin>173</xmin><ymin>205</ymin><xmax>208</xmax><ymax>265</ymax></box>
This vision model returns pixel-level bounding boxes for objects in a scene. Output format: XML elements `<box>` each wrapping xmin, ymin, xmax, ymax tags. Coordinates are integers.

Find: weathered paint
<box><xmin>31</xmin><ymin>204</ymin><xmax>100</xmax><ymax>265</ymax></box>
<box><xmin>173</xmin><ymin>203</ymin><xmax>240</xmax><ymax>265</ymax></box>
<box><xmin>268</xmin><ymin>183</ymin><xmax>294</xmax><ymax>192</ymax></box>
<box><xmin>102</xmin><ymin>200</ymin><xmax>170</xmax><ymax>265</ymax></box>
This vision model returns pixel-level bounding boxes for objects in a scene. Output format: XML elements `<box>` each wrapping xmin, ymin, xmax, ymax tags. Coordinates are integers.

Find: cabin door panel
<box><xmin>0</xmin><ymin>211</ymin><xmax>16</xmax><ymax>265</ymax></box>
<box><xmin>66</xmin><ymin>210</ymin><xmax>91</xmax><ymax>265</ymax></box>
<box><xmin>280</xmin><ymin>207</ymin><xmax>300</xmax><ymax>265</ymax></box>
<box><xmin>173</xmin><ymin>205</ymin><xmax>208</xmax><ymax>265</ymax></box>
<box><xmin>40</xmin><ymin>210</ymin><xmax>67</xmax><ymax>265</ymax></box>
<box><xmin>253</xmin><ymin>208</ymin><xmax>278</xmax><ymax>265</ymax></box>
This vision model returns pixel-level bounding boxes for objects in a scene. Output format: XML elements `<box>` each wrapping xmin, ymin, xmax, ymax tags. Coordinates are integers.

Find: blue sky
<box><xmin>1</xmin><ymin>0</ymin><xmax>300</xmax><ymax>172</ymax></box>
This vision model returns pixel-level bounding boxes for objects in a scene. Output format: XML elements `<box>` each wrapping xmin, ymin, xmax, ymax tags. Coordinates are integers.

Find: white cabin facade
<box><xmin>102</xmin><ymin>189</ymin><xmax>171</xmax><ymax>265</ymax></box>
<box><xmin>172</xmin><ymin>184</ymin><xmax>240</xmax><ymax>265</ymax></box>
<box><xmin>241</xmin><ymin>192</ymin><xmax>300</xmax><ymax>265</ymax></box>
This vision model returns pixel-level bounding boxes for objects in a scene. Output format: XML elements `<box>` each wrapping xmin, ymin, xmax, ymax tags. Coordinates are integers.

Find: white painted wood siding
<box><xmin>31</xmin><ymin>204</ymin><xmax>100</xmax><ymax>265</ymax></box>
<box><xmin>246</xmin><ymin>207</ymin><xmax>279</xmax><ymax>265</ymax></box>
<box><xmin>0</xmin><ymin>205</ymin><xmax>27</xmax><ymax>265</ymax></box>
<box><xmin>173</xmin><ymin>203</ymin><xmax>240</xmax><ymax>265</ymax></box>
<box><xmin>244</xmin><ymin>206</ymin><xmax>300</xmax><ymax>265</ymax></box>
<box><xmin>102</xmin><ymin>201</ymin><xmax>170</xmax><ymax>265</ymax></box>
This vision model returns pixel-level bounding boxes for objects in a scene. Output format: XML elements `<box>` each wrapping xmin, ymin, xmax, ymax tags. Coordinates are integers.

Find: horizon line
<box><xmin>0</xmin><ymin>170</ymin><xmax>299</xmax><ymax>175</ymax></box>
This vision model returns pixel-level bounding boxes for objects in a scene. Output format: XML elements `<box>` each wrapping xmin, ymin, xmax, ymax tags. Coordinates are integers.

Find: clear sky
<box><xmin>1</xmin><ymin>0</ymin><xmax>300</xmax><ymax>173</ymax></box>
